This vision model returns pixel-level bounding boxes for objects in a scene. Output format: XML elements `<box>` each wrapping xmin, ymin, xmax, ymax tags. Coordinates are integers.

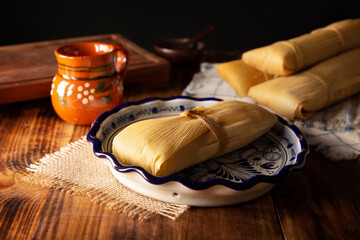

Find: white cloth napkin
<box><xmin>182</xmin><ymin>63</ymin><xmax>360</xmax><ymax>161</ymax></box>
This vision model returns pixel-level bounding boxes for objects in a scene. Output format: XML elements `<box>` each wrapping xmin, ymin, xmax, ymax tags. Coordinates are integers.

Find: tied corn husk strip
<box><xmin>112</xmin><ymin>100</ymin><xmax>277</xmax><ymax>176</ymax></box>
<box><xmin>216</xmin><ymin>60</ymin><xmax>273</xmax><ymax>97</ymax></box>
<box><xmin>248</xmin><ymin>48</ymin><xmax>360</xmax><ymax>120</ymax></box>
<box><xmin>180</xmin><ymin>109</ymin><xmax>229</xmax><ymax>154</ymax></box>
<box><xmin>242</xmin><ymin>18</ymin><xmax>360</xmax><ymax>76</ymax></box>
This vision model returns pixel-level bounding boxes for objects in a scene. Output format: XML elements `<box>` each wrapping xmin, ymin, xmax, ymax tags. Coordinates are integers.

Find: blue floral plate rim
<box><xmin>87</xmin><ymin>96</ymin><xmax>309</xmax><ymax>191</ymax></box>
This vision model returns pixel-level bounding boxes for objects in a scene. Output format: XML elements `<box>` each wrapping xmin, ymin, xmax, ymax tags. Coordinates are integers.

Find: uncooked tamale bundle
<box><xmin>248</xmin><ymin>48</ymin><xmax>360</xmax><ymax>120</ymax></box>
<box><xmin>216</xmin><ymin>60</ymin><xmax>273</xmax><ymax>97</ymax></box>
<box><xmin>112</xmin><ymin>100</ymin><xmax>277</xmax><ymax>176</ymax></box>
<box><xmin>242</xmin><ymin>18</ymin><xmax>360</xmax><ymax>76</ymax></box>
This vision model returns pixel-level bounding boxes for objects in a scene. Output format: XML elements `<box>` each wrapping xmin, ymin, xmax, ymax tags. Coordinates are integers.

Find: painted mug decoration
<box><xmin>51</xmin><ymin>42</ymin><xmax>129</xmax><ymax>125</ymax></box>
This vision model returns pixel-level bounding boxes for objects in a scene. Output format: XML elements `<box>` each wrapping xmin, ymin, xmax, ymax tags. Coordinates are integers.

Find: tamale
<box><xmin>248</xmin><ymin>48</ymin><xmax>360</xmax><ymax>120</ymax></box>
<box><xmin>242</xmin><ymin>18</ymin><xmax>360</xmax><ymax>76</ymax></box>
<box><xmin>216</xmin><ymin>60</ymin><xmax>273</xmax><ymax>97</ymax></box>
<box><xmin>112</xmin><ymin>100</ymin><xmax>277</xmax><ymax>176</ymax></box>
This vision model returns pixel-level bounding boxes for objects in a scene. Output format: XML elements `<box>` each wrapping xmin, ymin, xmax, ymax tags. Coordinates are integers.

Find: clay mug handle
<box><xmin>114</xmin><ymin>44</ymin><xmax>129</xmax><ymax>78</ymax></box>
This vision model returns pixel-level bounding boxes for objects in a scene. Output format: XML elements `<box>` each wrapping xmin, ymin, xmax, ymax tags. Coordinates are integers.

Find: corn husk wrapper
<box><xmin>216</xmin><ymin>60</ymin><xmax>273</xmax><ymax>97</ymax></box>
<box><xmin>248</xmin><ymin>48</ymin><xmax>360</xmax><ymax>120</ymax></box>
<box><xmin>242</xmin><ymin>18</ymin><xmax>360</xmax><ymax>76</ymax></box>
<box><xmin>112</xmin><ymin>100</ymin><xmax>277</xmax><ymax>176</ymax></box>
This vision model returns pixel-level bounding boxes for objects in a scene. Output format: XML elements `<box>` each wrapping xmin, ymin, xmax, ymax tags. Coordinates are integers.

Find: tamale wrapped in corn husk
<box><xmin>248</xmin><ymin>48</ymin><xmax>360</xmax><ymax>120</ymax></box>
<box><xmin>216</xmin><ymin>60</ymin><xmax>273</xmax><ymax>97</ymax></box>
<box><xmin>112</xmin><ymin>100</ymin><xmax>277</xmax><ymax>176</ymax></box>
<box><xmin>242</xmin><ymin>18</ymin><xmax>360</xmax><ymax>76</ymax></box>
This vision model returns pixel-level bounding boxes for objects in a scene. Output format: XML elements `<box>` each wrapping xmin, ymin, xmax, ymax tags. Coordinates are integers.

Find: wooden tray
<box><xmin>0</xmin><ymin>34</ymin><xmax>170</xmax><ymax>104</ymax></box>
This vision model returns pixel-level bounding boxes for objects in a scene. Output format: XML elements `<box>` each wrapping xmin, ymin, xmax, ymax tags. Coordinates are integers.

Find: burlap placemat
<box><xmin>22</xmin><ymin>136</ymin><xmax>189</xmax><ymax>220</ymax></box>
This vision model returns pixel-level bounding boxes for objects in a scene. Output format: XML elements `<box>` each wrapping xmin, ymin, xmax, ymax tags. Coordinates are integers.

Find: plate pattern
<box><xmin>178</xmin><ymin>132</ymin><xmax>286</xmax><ymax>183</ymax></box>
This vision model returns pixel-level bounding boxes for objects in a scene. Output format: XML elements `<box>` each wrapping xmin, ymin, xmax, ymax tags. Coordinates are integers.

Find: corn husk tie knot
<box><xmin>181</xmin><ymin>108</ymin><xmax>229</xmax><ymax>155</ymax></box>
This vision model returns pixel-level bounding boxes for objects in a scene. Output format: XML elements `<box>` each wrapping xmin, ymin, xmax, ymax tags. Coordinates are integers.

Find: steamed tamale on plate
<box><xmin>87</xmin><ymin>97</ymin><xmax>308</xmax><ymax>206</ymax></box>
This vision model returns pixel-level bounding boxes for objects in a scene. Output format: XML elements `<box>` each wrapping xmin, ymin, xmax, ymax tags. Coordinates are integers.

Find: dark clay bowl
<box><xmin>154</xmin><ymin>38</ymin><xmax>204</xmax><ymax>67</ymax></box>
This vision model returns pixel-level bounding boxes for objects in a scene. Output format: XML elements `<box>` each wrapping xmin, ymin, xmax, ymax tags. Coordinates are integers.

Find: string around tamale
<box><xmin>181</xmin><ymin>108</ymin><xmax>229</xmax><ymax>155</ymax></box>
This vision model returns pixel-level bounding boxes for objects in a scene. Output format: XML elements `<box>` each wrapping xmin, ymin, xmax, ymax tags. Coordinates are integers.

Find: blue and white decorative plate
<box><xmin>87</xmin><ymin>96</ymin><xmax>309</xmax><ymax>206</ymax></box>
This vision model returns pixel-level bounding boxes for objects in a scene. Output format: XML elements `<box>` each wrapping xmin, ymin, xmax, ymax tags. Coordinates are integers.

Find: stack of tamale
<box><xmin>217</xmin><ymin>18</ymin><xmax>360</xmax><ymax>120</ymax></box>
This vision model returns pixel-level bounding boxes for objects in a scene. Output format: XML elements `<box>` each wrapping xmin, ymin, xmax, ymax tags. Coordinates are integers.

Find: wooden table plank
<box><xmin>0</xmin><ymin>184</ymin><xmax>283</xmax><ymax>240</ymax></box>
<box><xmin>274</xmin><ymin>149</ymin><xmax>360</xmax><ymax>239</ymax></box>
<box><xmin>0</xmin><ymin>64</ymin><xmax>284</xmax><ymax>240</ymax></box>
<box><xmin>1</xmin><ymin>52</ymin><xmax>359</xmax><ymax>239</ymax></box>
<box><xmin>185</xmin><ymin>194</ymin><xmax>283</xmax><ymax>240</ymax></box>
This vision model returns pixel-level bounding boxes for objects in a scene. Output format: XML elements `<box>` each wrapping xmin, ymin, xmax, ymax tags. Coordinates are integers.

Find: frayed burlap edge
<box><xmin>22</xmin><ymin>136</ymin><xmax>188</xmax><ymax>220</ymax></box>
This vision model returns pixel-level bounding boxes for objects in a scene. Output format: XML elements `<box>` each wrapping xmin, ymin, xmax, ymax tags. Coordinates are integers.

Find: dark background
<box><xmin>0</xmin><ymin>0</ymin><xmax>359</xmax><ymax>52</ymax></box>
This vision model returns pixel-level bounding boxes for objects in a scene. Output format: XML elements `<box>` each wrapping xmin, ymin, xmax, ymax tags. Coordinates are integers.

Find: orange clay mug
<box><xmin>51</xmin><ymin>42</ymin><xmax>129</xmax><ymax>125</ymax></box>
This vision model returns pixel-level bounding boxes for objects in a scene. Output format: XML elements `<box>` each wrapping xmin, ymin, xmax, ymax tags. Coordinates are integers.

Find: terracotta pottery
<box><xmin>51</xmin><ymin>42</ymin><xmax>129</xmax><ymax>125</ymax></box>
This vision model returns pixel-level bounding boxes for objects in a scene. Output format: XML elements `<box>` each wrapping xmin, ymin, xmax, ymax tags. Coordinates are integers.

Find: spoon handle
<box><xmin>187</xmin><ymin>25</ymin><xmax>215</xmax><ymax>49</ymax></box>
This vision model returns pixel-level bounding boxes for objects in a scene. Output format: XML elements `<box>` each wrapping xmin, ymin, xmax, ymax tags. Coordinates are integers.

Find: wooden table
<box><xmin>0</xmin><ymin>51</ymin><xmax>359</xmax><ymax>240</ymax></box>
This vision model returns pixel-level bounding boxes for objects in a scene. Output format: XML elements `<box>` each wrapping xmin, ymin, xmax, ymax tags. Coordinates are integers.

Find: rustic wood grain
<box><xmin>274</xmin><ymin>149</ymin><xmax>360</xmax><ymax>239</ymax></box>
<box><xmin>0</xmin><ymin>52</ymin><xmax>359</xmax><ymax>239</ymax></box>
<box><xmin>185</xmin><ymin>194</ymin><xmax>283</xmax><ymax>240</ymax></box>
<box><xmin>0</xmin><ymin>34</ymin><xmax>170</xmax><ymax>104</ymax></box>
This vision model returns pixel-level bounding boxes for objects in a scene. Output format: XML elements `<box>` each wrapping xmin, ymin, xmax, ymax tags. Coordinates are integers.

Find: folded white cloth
<box><xmin>182</xmin><ymin>63</ymin><xmax>360</xmax><ymax>161</ymax></box>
